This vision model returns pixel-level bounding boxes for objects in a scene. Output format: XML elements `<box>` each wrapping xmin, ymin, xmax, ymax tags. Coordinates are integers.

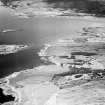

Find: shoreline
<box><xmin>1</xmin><ymin>20</ymin><xmax>105</xmax><ymax>105</ymax></box>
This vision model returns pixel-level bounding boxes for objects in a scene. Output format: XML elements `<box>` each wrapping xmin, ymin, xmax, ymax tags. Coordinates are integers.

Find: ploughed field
<box><xmin>1</xmin><ymin>24</ymin><xmax>105</xmax><ymax>105</ymax></box>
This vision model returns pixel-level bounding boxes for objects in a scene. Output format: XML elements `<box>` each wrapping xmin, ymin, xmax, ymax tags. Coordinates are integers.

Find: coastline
<box><xmin>1</xmin><ymin>23</ymin><xmax>105</xmax><ymax>104</ymax></box>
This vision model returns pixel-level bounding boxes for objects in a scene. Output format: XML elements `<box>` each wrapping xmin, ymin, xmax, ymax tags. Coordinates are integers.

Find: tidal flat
<box><xmin>1</xmin><ymin>24</ymin><xmax>105</xmax><ymax>105</ymax></box>
<box><xmin>1</xmin><ymin>0</ymin><xmax>105</xmax><ymax>105</ymax></box>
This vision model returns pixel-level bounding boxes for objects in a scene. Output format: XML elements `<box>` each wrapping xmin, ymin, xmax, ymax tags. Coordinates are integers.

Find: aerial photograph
<box><xmin>1</xmin><ymin>0</ymin><xmax>105</xmax><ymax>105</ymax></box>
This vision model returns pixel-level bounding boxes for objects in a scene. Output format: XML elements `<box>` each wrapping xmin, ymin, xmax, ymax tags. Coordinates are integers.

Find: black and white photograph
<box><xmin>1</xmin><ymin>0</ymin><xmax>105</xmax><ymax>105</ymax></box>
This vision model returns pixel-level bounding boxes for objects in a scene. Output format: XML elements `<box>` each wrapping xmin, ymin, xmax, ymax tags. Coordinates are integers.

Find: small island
<box><xmin>0</xmin><ymin>45</ymin><xmax>28</xmax><ymax>55</ymax></box>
